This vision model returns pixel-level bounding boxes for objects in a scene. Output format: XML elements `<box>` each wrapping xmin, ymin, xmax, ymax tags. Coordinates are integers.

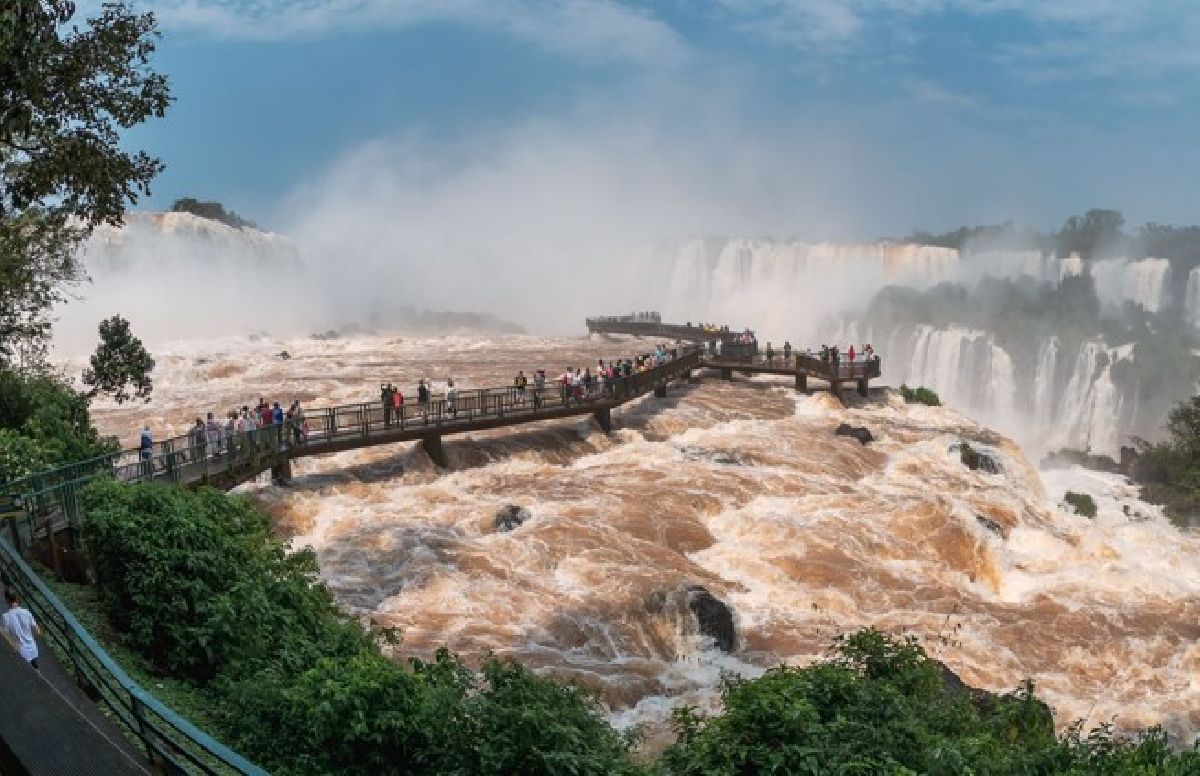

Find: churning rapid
<box><xmin>74</xmin><ymin>332</ymin><xmax>1200</xmax><ymax>746</ymax></box>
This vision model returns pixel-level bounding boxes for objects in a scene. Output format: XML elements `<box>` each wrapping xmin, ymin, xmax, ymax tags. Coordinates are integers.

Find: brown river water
<box><xmin>70</xmin><ymin>332</ymin><xmax>1200</xmax><ymax>746</ymax></box>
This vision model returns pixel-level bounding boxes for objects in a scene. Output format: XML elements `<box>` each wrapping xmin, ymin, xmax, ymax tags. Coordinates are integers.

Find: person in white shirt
<box><xmin>3</xmin><ymin>591</ymin><xmax>40</xmax><ymax>669</ymax></box>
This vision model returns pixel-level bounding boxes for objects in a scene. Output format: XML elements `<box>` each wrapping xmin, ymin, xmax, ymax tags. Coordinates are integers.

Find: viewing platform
<box><xmin>0</xmin><ymin>312</ymin><xmax>884</xmax><ymax>774</ymax></box>
<box><xmin>586</xmin><ymin>313</ymin><xmax>743</xmax><ymax>343</ymax></box>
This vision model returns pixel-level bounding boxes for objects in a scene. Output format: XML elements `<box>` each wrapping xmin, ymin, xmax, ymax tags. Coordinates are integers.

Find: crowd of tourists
<box><xmin>815</xmin><ymin>342</ymin><xmax>877</xmax><ymax>365</ymax></box>
<box><xmin>138</xmin><ymin>397</ymin><xmax>309</xmax><ymax>467</ymax></box>
<box><xmin>132</xmin><ymin>336</ymin><xmax>879</xmax><ymax>469</ymax></box>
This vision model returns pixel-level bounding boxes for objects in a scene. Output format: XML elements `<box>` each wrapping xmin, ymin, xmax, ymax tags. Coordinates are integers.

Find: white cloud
<box><xmin>96</xmin><ymin>0</ymin><xmax>689</xmax><ymax>68</ymax></box>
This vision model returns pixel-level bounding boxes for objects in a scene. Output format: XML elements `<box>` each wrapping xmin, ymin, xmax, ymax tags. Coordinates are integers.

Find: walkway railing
<box><xmin>0</xmin><ymin>537</ymin><xmax>266</xmax><ymax>774</ymax></box>
<box><xmin>5</xmin><ymin>346</ymin><xmax>703</xmax><ymax>554</ymax></box>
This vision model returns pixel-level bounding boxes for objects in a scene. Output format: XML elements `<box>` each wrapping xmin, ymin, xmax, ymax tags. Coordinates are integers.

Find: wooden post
<box><xmin>422</xmin><ymin>435</ymin><xmax>449</xmax><ymax>468</ymax></box>
<box><xmin>593</xmin><ymin>407</ymin><xmax>612</xmax><ymax>433</ymax></box>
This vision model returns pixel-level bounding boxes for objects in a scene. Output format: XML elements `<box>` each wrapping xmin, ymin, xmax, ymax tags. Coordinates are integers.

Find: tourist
<box><xmin>766</xmin><ymin>342</ymin><xmax>775</xmax><ymax>365</ymax></box>
<box><xmin>848</xmin><ymin>345</ymin><xmax>857</xmax><ymax>362</ymax></box>
<box><xmin>225</xmin><ymin>412</ymin><xmax>237</xmax><ymax>449</ymax></box>
<box><xmin>533</xmin><ymin>369</ymin><xmax>546</xmax><ymax>408</ymax></box>
<box><xmin>514</xmin><ymin>371</ymin><xmax>528</xmax><ymax>406</ymax></box>
<box><xmin>391</xmin><ymin>387</ymin><xmax>404</xmax><ymax>425</ymax></box>
<box><xmin>206</xmin><ymin>411</ymin><xmax>223</xmax><ymax>456</ymax></box>
<box><xmin>272</xmin><ymin>401</ymin><xmax>284</xmax><ymax>427</ymax></box>
<box><xmin>783</xmin><ymin>341</ymin><xmax>792</xmax><ymax>362</ymax></box>
<box><xmin>191</xmin><ymin>417</ymin><xmax>207</xmax><ymax>459</ymax></box>
<box><xmin>290</xmin><ymin>401</ymin><xmax>306</xmax><ymax>445</ymax></box>
<box><xmin>560</xmin><ymin>369</ymin><xmax>572</xmax><ymax>406</ymax></box>
<box><xmin>418</xmin><ymin>379</ymin><xmax>430</xmax><ymax>420</ymax></box>
<box><xmin>715</xmin><ymin>339</ymin><xmax>723</xmax><ymax>357</ymax></box>
<box><xmin>2</xmin><ymin>590</ymin><xmax>41</xmax><ymax>670</ymax></box>
<box><xmin>139</xmin><ymin>424</ymin><xmax>153</xmax><ymax>475</ymax></box>
<box><xmin>259</xmin><ymin>401</ymin><xmax>273</xmax><ymax>428</ymax></box>
<box><xmin>381</xmin><ymin>383</ymin><xmax>393</xmax><ymax>427</ymax></box>
<box><xmin>446</xmin><ymin>378</ymin><xmax>458</xmax><ymax>417</ymax></box>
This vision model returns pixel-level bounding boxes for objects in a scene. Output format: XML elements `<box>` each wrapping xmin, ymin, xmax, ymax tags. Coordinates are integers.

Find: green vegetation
<box><xmin>0</xmin><ymin>366</ymin><xmax>117</xmax><ymax>481</ymax></box>
<box><xmin>1</xmin><ymin>0</ymin><xmax>169</xmax><ymax>363</ymax></box>
<box><xmin>899</xmin><ymin>384</ymin><xmax>941</xmax><ymax>406</ymax></box>
<box><xmin>1063</xmin><ymin>491</ymin><xmax>1098</xmax><ymax>519</ymax></box>
<box><xmin>1133</xmin><ymin>395</ymin><xmax>1200</xmax><ymax>524</ymax></box>
<box><xmin>170</xmin><ymin>197</ymin><xmax>257</xmax><ymax>230</ymax></box>
<box><xmin>905</xmin><ymin>207</ymin><xmax>1200</xmax><ymax>270</ymax></box>
<box><xmin>72</xmin><ymin>478</ymin><xmax>1200</xmax><ymax>774</ymax></box>
<box><xmin>660</xmin><ymin>629</ymin><xmax>1198</xmax><ymax>774</ymax></box>
<box><xmin>79</xmin><ymin>479</ymin><xmax>639</xmax><ymax>774</ymax></box>
<box><xmin>82</xmin><ymin>315</ymin><xmax>155</xmax><ymax>403</ymax></box>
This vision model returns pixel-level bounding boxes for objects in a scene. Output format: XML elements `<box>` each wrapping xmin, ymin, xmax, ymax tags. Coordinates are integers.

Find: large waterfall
<box><xmin>663</xmin><ymin>238</ymin><xmax>1197</xmax><ymax>456</ymax></box>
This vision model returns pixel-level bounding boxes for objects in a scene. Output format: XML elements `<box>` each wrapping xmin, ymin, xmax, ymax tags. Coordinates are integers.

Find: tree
<box><xmin>1056</xmin><ymin>209</ymin><xmax>1126</xmax><ymax>259</ymax></box>
<box><xmin>82</xmin><ymin>315</ymin><xmax>154</xmax><ymax>403</ymax></box>
<box><xmin>0</xmin><ymin>1</ymin><xmax>170</xmax><ymax>363</ymax></box>
<box><xmin>170</xmin><ymin>198</ymin><xmax>257</xmax><ymax>230</ymax></box>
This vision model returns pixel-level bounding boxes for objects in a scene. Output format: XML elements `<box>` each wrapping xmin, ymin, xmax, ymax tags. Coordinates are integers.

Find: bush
<box><xmin>80</xmin><ymin>479</ymin><xmax>643</xmax><ymax>774</ymax></box>
<box><xmin>659</xmin><ymin>629</ymin><xmax>1200</xmax><ymax>775</ymax></box>
<box><xmin>1063</xmin><ymin>491</ymin><xmax>1098</xmax><ymax>518</ymax></box>
<box><xmin>0</xmin><ymin>366</ymin><xmax>116</xmax><ymax>480</ymax></box>
<box><xmin>900</xmin><ymin>384</ymin><xmax>942</xmax><ymax>406</ymax></box>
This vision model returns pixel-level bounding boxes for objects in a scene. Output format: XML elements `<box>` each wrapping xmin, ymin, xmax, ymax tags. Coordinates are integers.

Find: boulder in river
<box><xmin>953</xmin><ymin>441</ymin><xmax>1000</xmax><ymax>474</ymax></box>
<box><xmin>835</xmin><ymin>423</ymin><xmax>874</xmax><ymax>445</ymax></box>
<box><xmin>685</xmin><ymin>585</ymin><xmax>736</xmax><ymax>653</ymax></box>
<box><xmin>494</xmin><ymin>504</ymin><xmax>531</xmax><ymax>532</ymax></box>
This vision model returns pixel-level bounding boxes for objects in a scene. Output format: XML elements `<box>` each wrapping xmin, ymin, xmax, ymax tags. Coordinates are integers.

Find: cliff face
<box><xmin>82</xmin><ymin>212</ymin><xmax>299</xmax><ymax>272</ymax></box>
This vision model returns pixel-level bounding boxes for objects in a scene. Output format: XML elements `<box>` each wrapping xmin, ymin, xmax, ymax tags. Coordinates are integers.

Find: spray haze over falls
<box><xmin>57</xmin><ymin>213</ymin><xmax>1200</xmax><ymax>745</ymax></box>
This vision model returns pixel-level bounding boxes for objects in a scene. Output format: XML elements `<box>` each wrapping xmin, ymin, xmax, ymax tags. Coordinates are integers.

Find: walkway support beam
<box><xmin>270</xmin><ymin>459</ymin><xmax>293</xmax><ymax>485</ymax></box>
<box><xmin>593</xmin><ymin>407</ymin><xmax>612</xmax><ymax>433</ymax></box>
<box><xmin>796</xmin><ymin>371</ymin><xmax>807</xmax><ymax>393</ymax></box>
<box><xmin>422</xmin><ymin>435</ymin><xmax>449</xmax><ymax>468</ymax></box>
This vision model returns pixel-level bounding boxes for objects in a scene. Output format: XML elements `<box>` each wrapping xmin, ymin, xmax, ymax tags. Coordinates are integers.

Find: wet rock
<box><xmin>277</xmin><ymin>350</ymin><xmax>291</xmax><ymax>360</ymax></box>
<box><xmin>952</xmin><ymin>441</ymin><xmax>1000</xmax><ymax>474</ymax></box>
<box><xmin>685</xmin><ymin>585</ymin><xmax>736</xmax><ymax>653</ymax></box>
<box><xmin>975</xmin><ymin>514</ymin><xmax>1003</xmax><ymax>536</ymax></box>
<box><xmin>494</xmin><ymin>504</ymin><xmax>531</xmax><ymax>532</ymax></box>
<box><xmin>835</xmin><ymin>423</ymin><xmax>874</xmax><ymax>445</ymax></box>
<box><xmin>935</xmin><ymin>661</ymin><xmax>1053</xmax><ymax>734</ymax></box>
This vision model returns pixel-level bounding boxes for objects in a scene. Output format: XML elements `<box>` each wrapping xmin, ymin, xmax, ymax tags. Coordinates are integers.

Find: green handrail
<box><xmin>0</xmin><ymin>536</ymin><xmax>266</xmax><ymax>774</ymax></box>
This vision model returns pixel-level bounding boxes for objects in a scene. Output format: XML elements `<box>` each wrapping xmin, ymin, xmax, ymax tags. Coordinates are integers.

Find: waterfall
<box><xmin>900</xmin><ymin>326</ymin><xmax>1016</xmax><ymax>427</ymax></box>
<box><xmin>1031</xmin><ymin>337</ymin><xmax>1059</xmax><ymax>428</ymax></box>
<box><xmin>1185</xmin><ymin>267</ymin><xmax>1200</xmax><ymax>328</ymax></box>
<box><xmin>1091</xmin><ymin>257</ymin><xmax>1172</xmax><ymax>313</ymax></box>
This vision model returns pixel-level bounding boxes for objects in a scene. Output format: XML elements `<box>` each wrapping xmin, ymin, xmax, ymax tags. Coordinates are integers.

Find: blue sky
<box><xmin>100</xmin><ymin>0</ymin><xmax>1200</xmax><ymax>239</ymax></box>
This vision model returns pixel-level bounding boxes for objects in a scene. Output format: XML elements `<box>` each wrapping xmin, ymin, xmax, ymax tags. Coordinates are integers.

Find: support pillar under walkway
<box><xmin>271</xmin><ymin>458</ymin><xmax>292</xmax><ymax>484</ymax></box>
<box><xmin>593</xmin><ymin>408</ymin><xmax>612</xmax><ymax>433</ymax></box>
<box><xmin>422</xmin><ymin>435</ymin><xmax>449</xmax><ymax>468</ymax></box>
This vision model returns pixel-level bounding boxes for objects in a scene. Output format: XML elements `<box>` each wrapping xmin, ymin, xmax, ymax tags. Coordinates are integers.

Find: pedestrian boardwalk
<box><xmin>0</xmin><ymin>635</ymin><xmax>150</xmax><ymax>775</ymax></box>
<box><xmin>0</xmin><ymin>314</ymin><xmax>882</xmax><ymax>775</ymax></box>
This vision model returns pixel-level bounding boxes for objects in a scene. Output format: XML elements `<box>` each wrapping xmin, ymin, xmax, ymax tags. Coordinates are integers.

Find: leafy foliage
<box><xmin>899</xmin><ymin>384</ymin><xmax>941</xmax><ymax>406</ymax></box>
<box><xmin>82</xmin><ymin>314</ymin><xmax>154</xmax><ymax>403</ymax></box>
<box><xmin>658</xmin><ymin>629</ymin><xmax>1200</xmax><ymax>775</ymax></box>
<box><xmin>1133</xmin><ymin>395</ymin><xmax>1200</xmax><ymax>522</ymax></box>
<box><xmin>1063</xmin><ymin>491</ymin><xmax>1098</xmax><ymax>518</ymax></box>
<box><xmin>79</xmin><ymin>479</ymin><xmax>643</xmax><ymax>774</ymax></box>
<box><xmin>0</xmin><ymin>365</ymin><xmax>115</xmax><ymax>480</ymax></box>
<box><xmin>170</xmin><ymin>197</ymin><xmax>256</xmax><ymax>230</ymax></box>
<box><xmin>0</xmin><ymin>0</ymin><xmax>169</xmax><ymax>362</ymax></box>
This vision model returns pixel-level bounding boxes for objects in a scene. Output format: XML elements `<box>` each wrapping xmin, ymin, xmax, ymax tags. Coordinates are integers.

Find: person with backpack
<box><xmin>514</xmin><ymin>371</ymin><xmax>528</xmax><ymax>407</ymax></box>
